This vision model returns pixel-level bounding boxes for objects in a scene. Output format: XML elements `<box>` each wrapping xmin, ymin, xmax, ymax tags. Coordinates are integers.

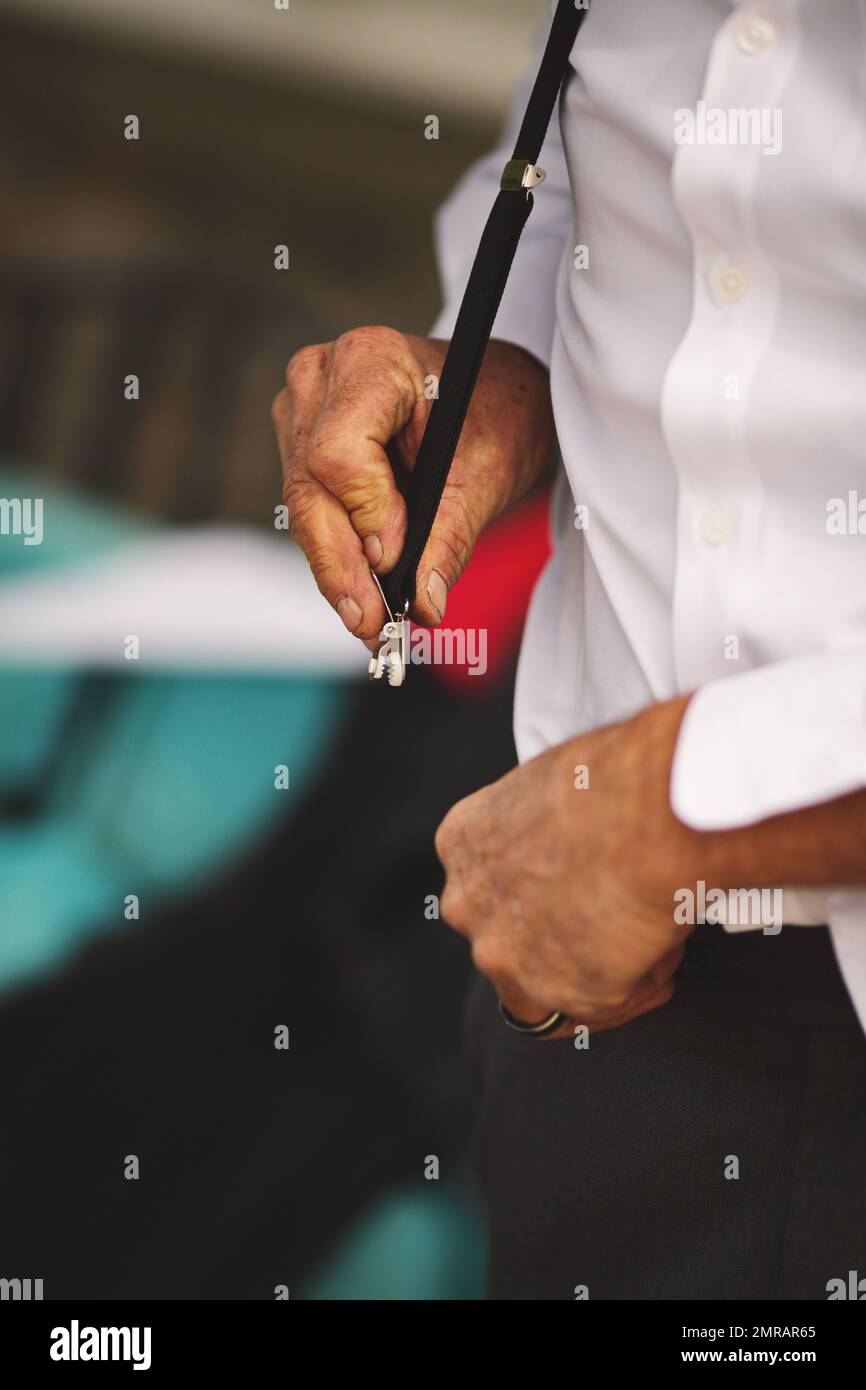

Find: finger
<box><xmin>647</xmin><ymin>943</ymin><xmax>685</xmax><ymax>987</ymax></box>
<box><xmin>495</xmin><ymin>980</ymin><xmax>573</xmax><ymax>1038</ymax></box>
<box><xmin>306</xmin><ymin>327</ymin><xmax>427</xmax><ymax>570</ymax></box>
<box><xmin>493</xmin><ymin>979</ymin><xmax>575</xmax><ymax>1042</ymax></box>
<box><xmin>506</xmin><ymin>963</ymin><xmax>682</xmax><ymax>1042</ymax></box>
<box><xmin>408</xmin><ymin>340</ymin><xmax>547</xmax><ymax>627</ymax></box>
<box><xmin>592</xmin><ymin>953</ymin><xmax>682</xmax><ymax>1026</ymax></box>
<box><xmin>586</xmin><ymin>977</ymin><xmax>678</xmax><ymax>1034</ymax></box>
<box><xmin>281</xmin><ymin>474</ymin><xmax>386</xmax><ymax>644</ymax></box>
<box><xmin>274</xmin><ymin>357</ymin><xmax>388</xmax><ymax>644</ymax></box>
<box><xmin>272</xmin><ymin>342</ymin><xmax>328</xmax><ymax>495</ymax></box>
<box><xmin>410</xmin><ymin>479</ymin><xmax>491</xmax><ymax>627</ymax></box>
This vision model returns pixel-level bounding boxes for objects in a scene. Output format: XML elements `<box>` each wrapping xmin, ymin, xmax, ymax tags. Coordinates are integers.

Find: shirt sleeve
<box><xmin>430</xmin><ymin>48</ymin><xmax>574</xmax><ymax>371</ymax></box>
<box><xmin>670</xmin><ymin>645</ymin><xmax>866</xmax><ymax>831</ymax></box>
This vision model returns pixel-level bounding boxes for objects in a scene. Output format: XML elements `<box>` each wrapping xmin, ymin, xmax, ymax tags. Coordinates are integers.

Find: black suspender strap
<box><xmin>379</xmin><ymin>0</ymin><xmax>591</xmax><ymax>616</ymax></box>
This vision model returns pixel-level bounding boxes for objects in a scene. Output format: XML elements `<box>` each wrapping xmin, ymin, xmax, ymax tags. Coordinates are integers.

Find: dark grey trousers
<box><xmin>467</xmin><ymin>923</ymin><xmax>866</xmax><ymax>1300</ymax></box>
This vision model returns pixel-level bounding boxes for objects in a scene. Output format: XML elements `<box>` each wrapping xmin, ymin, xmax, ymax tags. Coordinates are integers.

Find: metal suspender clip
<box><xmin>368</xmin><ymin>572</ymin><xmax>409</xmax><ymax>687</ymax></box>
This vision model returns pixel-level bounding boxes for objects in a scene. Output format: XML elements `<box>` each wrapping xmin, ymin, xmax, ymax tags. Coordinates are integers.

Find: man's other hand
<box><xmin>435</xmin><ymin>697</ymin><xmax>698</xmax><ymax>1035</ymax></box>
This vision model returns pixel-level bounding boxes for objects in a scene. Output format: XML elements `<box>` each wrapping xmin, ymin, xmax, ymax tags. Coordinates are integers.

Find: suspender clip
<box><xmin>368</xmin><ymin>572</ymin><xmax>409</xmax><ymax>687</ymax></box>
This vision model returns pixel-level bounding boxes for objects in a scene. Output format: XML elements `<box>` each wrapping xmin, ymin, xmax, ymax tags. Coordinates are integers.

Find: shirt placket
<box><xmin>660</xmin><ymin>0</ymin><xmax>801</xmax><ymax>693</ymax></box>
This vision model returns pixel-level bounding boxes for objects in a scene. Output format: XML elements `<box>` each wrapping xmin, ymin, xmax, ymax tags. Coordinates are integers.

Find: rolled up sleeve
<box><xmin>670</xmin><ymin>645</ymin><xmax>866</xmax><ymax>830</ymax></box>
<box><xmin>431</xmin><ymin>60</ymin><xmax>574</xmax><ymax>371</ymax></box>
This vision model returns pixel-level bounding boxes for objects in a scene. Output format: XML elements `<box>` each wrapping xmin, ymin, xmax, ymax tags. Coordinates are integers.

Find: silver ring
<box><xmin>498</xmin><ymin>1000</ymin><xmax>567</xmax><ymax>1037</ymax></box>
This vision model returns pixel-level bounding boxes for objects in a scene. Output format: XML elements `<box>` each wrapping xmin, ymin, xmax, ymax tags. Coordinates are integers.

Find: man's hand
<box><xmin>436</xmin><ymin>683</ymin><xmax>866</xmax><ymax>1035</ymax></box>
<box><xmin>435</xmin><ymin>696</ymin><xmax>698</xmax><ymax>1035</ymax></box>
<box><xmin>271</xmin><ymin>328</ymin><xmax>554</xmax><ymax>643</ymax></box>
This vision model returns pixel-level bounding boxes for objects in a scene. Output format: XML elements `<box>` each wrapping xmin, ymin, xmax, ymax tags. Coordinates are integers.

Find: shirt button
<box><xmin>712</xmin><ymin>264</ymin><xmax>749</xmax><ymax>303</ymax></box>
<box><xmin>736</xmin><ymin>14</ymin><xmax>777</xmax><ymax>54</ymax></box>
<box><xmin>700</xmin><ymin>508</ymin><xmax>736</xmax><ymax>546</ymax></box>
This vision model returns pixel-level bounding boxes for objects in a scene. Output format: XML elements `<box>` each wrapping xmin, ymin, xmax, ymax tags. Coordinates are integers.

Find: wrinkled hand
<box><xmin>271</xmin><ymin>328</ymin><xmax>554</xmax><ymax>644</ymax></box>
<box><xmin>435</xmin><ymin>696</ymin><xmax>700</xmax><ymax>1035</ymax></box>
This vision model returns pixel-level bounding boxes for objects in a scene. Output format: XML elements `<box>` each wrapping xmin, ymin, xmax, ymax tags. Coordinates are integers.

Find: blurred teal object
<box><xmin>0</xmin><ymin>666</ymin><xmax>75</xmax><ymax>786</ymax></box>
<box><xmin>0</xmin><ymin>465</ymin><xmax>486</xmax><ymax>1301</ymax></box>
<box><xmin>0</xmin><ymin>667</ymin><xmax>347</xmax><ymax>994</ymax></box>
<box><xmin>0</xmin><ymin>466</ymin><xmax>349</xmax><ymax>993</ymax></box>
<box><xmin>301</xmin><ymin>1184</ymin><xmax>487</xmax><ymax>1300</ymax></box>
<box><xmin>0</xmin><ymin>464</ymin><xmax>146</xmax><ymax>577</ymax></box>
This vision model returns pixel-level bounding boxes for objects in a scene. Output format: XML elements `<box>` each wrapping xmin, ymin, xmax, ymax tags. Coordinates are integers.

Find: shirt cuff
<box><xmin>670</xmin><ymin>646</ymin><xmax>866</xmax><ymax>830</ymax></box>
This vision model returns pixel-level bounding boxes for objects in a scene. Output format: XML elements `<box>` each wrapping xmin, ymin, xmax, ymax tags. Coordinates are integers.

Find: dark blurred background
<box><xmin>0</xmin><ymin>0</ymin><xmax>541</xmax><ymax>523</ymax></box>
<box><xmin>0</xmin><ymin>0</ymin><xmax>548</xmax><ymax>1301</ymax></box>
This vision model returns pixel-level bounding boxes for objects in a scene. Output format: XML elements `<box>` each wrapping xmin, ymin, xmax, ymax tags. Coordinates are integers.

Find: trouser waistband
<box><xmin>677</xmin><ymin>922</ymin><xmax>855</xmax><ymax>1028</ymax></box>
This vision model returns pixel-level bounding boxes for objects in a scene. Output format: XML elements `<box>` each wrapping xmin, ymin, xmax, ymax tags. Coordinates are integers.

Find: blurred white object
<box><xmin>0</xmin><ymin>527</ymin><xmax>362</xmax><ymax>672</ymax></box>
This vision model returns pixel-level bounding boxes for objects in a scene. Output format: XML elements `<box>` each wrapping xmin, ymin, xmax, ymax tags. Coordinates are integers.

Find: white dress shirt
<box><xmin>432</xmin><ymin>0</ymin><xmax>866</xmax><ymax>1027</ymax></box>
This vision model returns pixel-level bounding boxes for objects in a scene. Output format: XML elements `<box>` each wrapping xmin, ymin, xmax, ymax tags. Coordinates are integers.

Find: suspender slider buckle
<box><xmin>500</xmin><ymin>159</ymin><xmax>546</xmax><ymax>194</ymax></box>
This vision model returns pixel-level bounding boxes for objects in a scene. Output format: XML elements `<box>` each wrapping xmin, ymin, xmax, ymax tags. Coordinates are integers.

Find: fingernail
<box><xmin>427</xmin><ymin>569</ymin><xmax>447</xmax><ymax>622</ymax></box>
<box><xmin>336</xmin><ymin>596</ymin><xmax>363</xmax><ymax>633</ymax></box>
<box><xmin>363</xmin><ymin>534</ymin><xmax>383</xmax><ymax>567</ymax></box>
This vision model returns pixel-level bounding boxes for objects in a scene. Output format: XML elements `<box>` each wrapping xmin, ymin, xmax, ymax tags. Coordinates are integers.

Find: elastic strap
<box><xmin>381</xmin><ymin>0</ymin><xmax>591</xmax><ymax>614</ymax></box>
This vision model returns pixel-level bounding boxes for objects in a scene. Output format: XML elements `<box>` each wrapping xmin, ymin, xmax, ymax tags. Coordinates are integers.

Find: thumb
<box><xmin>410</xmin><ymin>479</ymin><xmax>491</xmax><ymax>627</ymax></box>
